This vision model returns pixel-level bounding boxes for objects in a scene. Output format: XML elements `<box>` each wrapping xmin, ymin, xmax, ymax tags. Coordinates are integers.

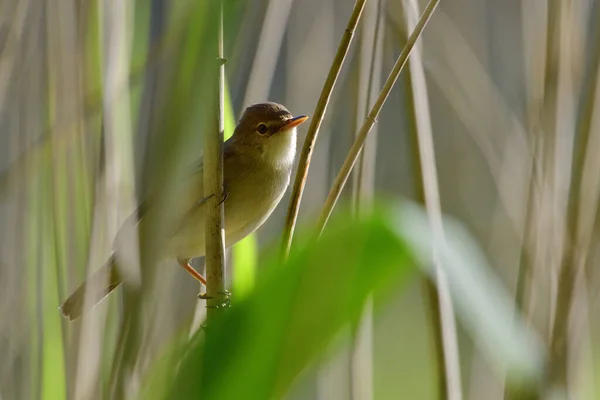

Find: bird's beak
<box><xmin>281</xmin><ymin>115</ymin><xmax>309</xmax><ymax>131</ymax></box>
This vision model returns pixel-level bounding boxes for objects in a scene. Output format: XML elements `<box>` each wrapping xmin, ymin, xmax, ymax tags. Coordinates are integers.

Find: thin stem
<box><xmin>316</xmin><ymin>0</ymin><xmax>439</xmax><ymax>233</ymax></box>
<box><xmin>352</xmin><ymin>0</ymin><xmax>383</xmax><ymax>214</ymax></box>
<box><xmin>349</xmin><ymin>1</ymin><xmax>383</xmax><ymax>398</ymax></box>
<box><xmin>281</xmin><ymin>0</ymin><xmax>368</xmax><ymax>260</ymax></box>
<box><xmin>403</xmin><ymin>0</ymin><xmax>461</xmax><ymax>398</ymax></box>
<box><xmin>513</xmin><ymin>0</ymin><xmax>547</xmax><ymax>328</ymax></box>
<box><xmin>405</xmin><ymin>29</ymin><xmax>449</xmax><ymax>400</ymax></box>
<box><xmin>204</xmin><ymin>0</ymin><xmax>227</xmax><ymax>318</ymax></box>
<box><xmin>511</xmin><ymin>0</ymin><xmax>548</xmax><ymax>338</ymax></box>
<box><xmin>548</xmin><ymin>0</ymin><xmax>600</xmax><ymax>389</ymax></box>
<box><xmin>513</xmin><ymin>147</ymin><xmax>538</xmax><ymax>317</ymax></box>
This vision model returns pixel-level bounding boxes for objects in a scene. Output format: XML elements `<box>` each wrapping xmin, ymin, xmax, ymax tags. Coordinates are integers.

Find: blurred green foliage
<box><xmin>133</xmin><ymin>203</ymin><xmax>544</xmax><ymax>400</ymax></box>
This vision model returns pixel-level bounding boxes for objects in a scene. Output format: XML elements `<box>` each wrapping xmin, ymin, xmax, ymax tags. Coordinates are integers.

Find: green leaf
<box><xmin>224</xmin><ymin>77</ymin><xmax>236</xmax><ymax>140</ymax></box>
<box><xmin>166</xmin><ymin>208</ymin><xmax>415</xmax><ymax>400</ymax></box>
<box><xmin>231</xmin><ymin>234</ymin><xmax>258</xmax><ymax>300</ymax></box>
<box><xmin>393</xmin><ymin>201</ymin><xmax>545</xmax><ymax>387</ymax></box>
<box><xmin>143</xmin><ymin>201</ymin><xmax>545</xmax><ymax>400</ymax></box>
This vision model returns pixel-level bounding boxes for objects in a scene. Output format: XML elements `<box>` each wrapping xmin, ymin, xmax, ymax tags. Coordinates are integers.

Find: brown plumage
<box><xmin>60</xmin><ymin>102</ymin><xmax>308</xmax><ymax>320</ymax></box>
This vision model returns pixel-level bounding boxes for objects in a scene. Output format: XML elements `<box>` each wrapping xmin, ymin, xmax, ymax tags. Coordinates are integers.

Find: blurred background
<box><xmin>1</xmin><ymin>0</ymin><xmax>599</xmax><ymax>399</ymax></box>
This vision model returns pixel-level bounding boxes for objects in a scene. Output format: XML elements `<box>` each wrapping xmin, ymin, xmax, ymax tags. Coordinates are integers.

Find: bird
<box><xmin>60</xmin><ymin>102</ymin><xmax>308</xmax><ymax>320</ymax></box>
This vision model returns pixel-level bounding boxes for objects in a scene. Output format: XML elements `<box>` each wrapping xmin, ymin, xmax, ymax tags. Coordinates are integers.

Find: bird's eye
<box><xmin>257</xmin><ymin>123</ymin><xmax>268</xmax><ymax>135</ymax></box>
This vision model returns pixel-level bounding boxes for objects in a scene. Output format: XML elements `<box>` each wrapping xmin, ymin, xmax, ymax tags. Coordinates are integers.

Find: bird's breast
<box><xmin>222</xmin><ymin>161</ymin><xmax>291</xmax><ymax>244</ymax></box>
<box><xmin>166</xmin><ymin>158</ymin><xmax>292</xmax><ymax>260</ymax></box>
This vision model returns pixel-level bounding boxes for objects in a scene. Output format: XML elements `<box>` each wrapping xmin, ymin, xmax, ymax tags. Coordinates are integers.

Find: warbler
<box><xmin>60</xmin><ymin>102</ymin><xmax>308</xmax><ymax>320</ymax></box>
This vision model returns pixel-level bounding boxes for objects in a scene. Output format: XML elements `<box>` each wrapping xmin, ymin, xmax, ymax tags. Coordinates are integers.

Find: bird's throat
<box><xmin>263</xmin><ymin>128</ymin><xmax>296</xmax><ymax>168</ymax></box>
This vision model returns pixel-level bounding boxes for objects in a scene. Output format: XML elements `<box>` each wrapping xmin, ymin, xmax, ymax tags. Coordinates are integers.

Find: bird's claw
<box><xmin>218</xmin><ymin>183</ymin><xmax>229</xmax><ymax>205</ymax></box>
<box><xmin>198</xmin><ymin>290</ymin><xmax>231</xmax><ymax>309</ymax></box>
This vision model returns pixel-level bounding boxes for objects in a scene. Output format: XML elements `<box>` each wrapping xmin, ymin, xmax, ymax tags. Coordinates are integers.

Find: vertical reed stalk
<box><xmin>204</xmin><ymin>0</ymin><xmax>227</xmax><ymax>318</ymax></box>
<box><xmin>403</xmin><ymin>1</ymin><xmax>461</xmax><ymax>399</ymax></box>
<box><xmin>316</xmin><ymin>0</ymin><xmax>439</xmax><ymax>233</ymax></box>
<box><xmin>349</xmin><ymin>1</ymin><xmax>383</xmax><ymax>399</ymax></box>
<box><xmin>548</xmin><ymin>1</ymin><xmax>600</xmax><ymax>391</ymax></box>
<box><xmin>281</xmin><ymin>0</ymin><xmax>368</xmax><ymax>259</ymax></box>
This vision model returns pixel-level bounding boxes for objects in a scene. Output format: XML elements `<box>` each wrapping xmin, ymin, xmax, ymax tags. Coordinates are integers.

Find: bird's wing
<box><xmin>171</xmin><ymin>148</ymin><xmax>236</xmax><ymax>231</ymax></box>
<box><xmin>113</xmin><ymin>159</ymin><xmax>205</xmax><ymax>249</ymax></box>
<box><xmin>116</xmin><ymin>147</ymin><xmax>236</xmax><ymax>249</ymax></box>
<box><xmin>129</xmin><ymin>156</ymin><xmax>207</xmax><ymax>224</ymax></box>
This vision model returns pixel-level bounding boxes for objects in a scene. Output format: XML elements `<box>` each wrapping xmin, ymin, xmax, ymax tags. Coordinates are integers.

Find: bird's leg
<box><xmin>177</xmin><ymin>258</ymin><xmax>207</xmax><ymax>286</ymax></box>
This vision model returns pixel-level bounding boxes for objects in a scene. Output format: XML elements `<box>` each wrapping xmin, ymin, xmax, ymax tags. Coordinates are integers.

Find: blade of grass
<box><xmin>148</xmin><ymin>201</ymin><xmax>545</xmax><ymax>400</ymax></box>
<box><xmin>41</xmin><ymin>155</ymin><xmax>67</xmax><ymax>400</ymax></box>
<box><xmin>395</xmin><ymin>201</ymin><xmax>545</xmax><ymax>393</ymax></box>
<box><xmin>100</xmin><ymin>0</ymin><xmax>139</xmax><ymax>397</ymax></box>
<box><xmin>167</xmin><ymin>207</ymin><xmax>417</xmax><ymax>400</ymax></box>
<box><xmin>72</xmin><ymin>2</ymin><xmax>115</xmax><ymax>398</ymax></box>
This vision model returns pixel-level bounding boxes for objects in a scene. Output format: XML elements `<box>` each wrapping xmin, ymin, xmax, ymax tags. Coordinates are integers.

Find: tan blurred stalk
<box><xmin>547</xmin><ymin>0</ymin><xmax>600</xmax><ymax>395</ymax></box>
<box><xmin>302</xmin><ymin>2</ymin><xmax>352</xmax><ymax>399</ymax></box>
<box><xmin>318</xmin><ymin>0</ymin><xmax>382</xmax><ymax>397</ymax></box>
<box><xmin>97</xmin><ymin>1</ymin><xmax>138</xmax><ymax>398</ymax></box>
<box><xmin>242</xmin><ymin>0</ymin><xmax>294</xmax><ymax>106</ymax></box>
<box><xmin>403</xmin><ymin>1</ymin><xmax>462</xmax><ymax>399</ymax></box>
<box><xmin>349</xmin><ymin>0</ymin><xmax>384</xmax><ymax>399</ymax></box>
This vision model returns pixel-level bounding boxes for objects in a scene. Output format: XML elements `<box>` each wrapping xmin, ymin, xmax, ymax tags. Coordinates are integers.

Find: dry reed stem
<box><xmin>281</xmin><ymin>0</ymin><xmax>368</xmax><ymax>259</ymax></box>
<box><xmin>403</xmin><ymin>1</ymin><xmax>462</xmax><ymax>398</ymax></box>
<box><xmin>316</xmin><ymin>0</ymin><xmax>439</xmax><ymax>233</ymax></box>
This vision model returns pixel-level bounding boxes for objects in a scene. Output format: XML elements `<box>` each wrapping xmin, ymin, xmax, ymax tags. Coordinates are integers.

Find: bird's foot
<box><xmin>198</xmin><ymin>290</ymin><xmax>231</xmax><ymax>308</ymax></box>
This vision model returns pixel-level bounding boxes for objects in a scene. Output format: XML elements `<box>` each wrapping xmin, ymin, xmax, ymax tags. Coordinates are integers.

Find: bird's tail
<box><xmin>60</xmin><ymin>255</ymin><xmax>123</xmax><ymax>321</ymax></box>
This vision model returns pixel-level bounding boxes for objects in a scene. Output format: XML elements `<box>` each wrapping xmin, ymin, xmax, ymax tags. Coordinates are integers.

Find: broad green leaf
<box><xmin>393</xmin><ymin>201</ymin><xmax>545</xmax><ymax>388</ymax></box>
<box><xmin>142</xmin><ymin>202</ymin><xmax>545</xmax><ymax>400</ymax></box>
<box><xmin>165</xmin><ymin>208</ymin><xmax>415</xmax><ymax>400</ymax></box>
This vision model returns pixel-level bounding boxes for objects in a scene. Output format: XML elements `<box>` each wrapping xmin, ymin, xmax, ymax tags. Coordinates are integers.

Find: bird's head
<box><xmin>231</xmin><ymin>102</ymin><xmax>308</xmax><ymax>167</ymax></box>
